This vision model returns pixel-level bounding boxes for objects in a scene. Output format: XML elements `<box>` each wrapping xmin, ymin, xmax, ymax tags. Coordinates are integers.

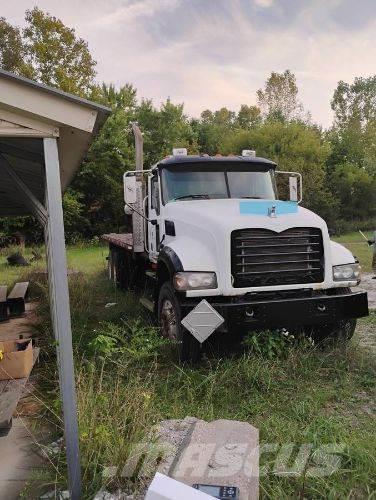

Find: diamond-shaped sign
<box><xmin>181</xmin><ymin>300</ymin><xmax>225</xmax><ymax>343</ymax></box>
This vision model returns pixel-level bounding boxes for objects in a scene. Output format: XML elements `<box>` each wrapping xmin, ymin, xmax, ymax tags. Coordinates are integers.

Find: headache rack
<box><xmin>231</xmin><ymin>227</ymin><xmax>324</xmax><ymax>288</ymax></box>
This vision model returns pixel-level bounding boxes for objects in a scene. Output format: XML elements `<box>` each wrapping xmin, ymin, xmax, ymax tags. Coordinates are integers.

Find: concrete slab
<box><xmin>171</xmin><ymin>419</ymin><xmax>259</xmax><ymax>500</ymax></box>
<box><xmin>97</xmin><ymin>417</ymin><xmax>259</xmax><ymax>499</ymax></box>
<box><xmin>0</xmin><ymin>418</ymin><xmax>43</xmax><ymax>499</ymax></box>
<box><xmin>156</xmin><ymin>417</ymin><xmax>198</xmax><ymax>476</ymax></box>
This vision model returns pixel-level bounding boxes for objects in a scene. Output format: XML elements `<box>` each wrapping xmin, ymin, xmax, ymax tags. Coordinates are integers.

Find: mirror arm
<box><xmin>125</xmin><ymin>202</ymin><xmax>157</xmax><ymax>225</ymax></box>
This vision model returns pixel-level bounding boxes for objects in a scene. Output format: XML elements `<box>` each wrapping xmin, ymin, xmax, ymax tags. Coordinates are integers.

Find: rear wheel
<box><xmin>158</xmin><ymin>282</ymin><xmax>201</xmax><ymax>363</ymax></box>
<box><xmin>304</xmin><ymin>288</ymin><xmax>357</xmax><ymax>344</ymax></box>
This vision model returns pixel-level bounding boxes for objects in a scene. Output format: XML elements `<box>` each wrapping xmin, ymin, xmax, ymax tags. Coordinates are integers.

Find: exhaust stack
<box><xmin>130</xmin><ymin>122</ymin><xmax>145</xmax><ymax>253</ymax></box>
<box><xmin>131</xmin><ymin>122</ymin><xmax>143</xmax><ymax>172</ymax></box>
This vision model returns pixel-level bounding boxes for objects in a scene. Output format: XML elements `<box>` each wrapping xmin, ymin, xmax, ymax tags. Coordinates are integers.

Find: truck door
<box><xmin>148</xmin><ymin>173</ymin><xmax>162</xmax><ymax>261</ymax></box>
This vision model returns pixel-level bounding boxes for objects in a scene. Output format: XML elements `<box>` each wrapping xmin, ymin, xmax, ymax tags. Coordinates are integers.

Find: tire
<box><xmin>304</xmin><ymin>288</ymin><xmax>357</xmax><ymax>344</ymax></box>
<box><xmin>158</xmin><ymin>282</ymin><xmax>201</xmax><ymax>363</ymax></box>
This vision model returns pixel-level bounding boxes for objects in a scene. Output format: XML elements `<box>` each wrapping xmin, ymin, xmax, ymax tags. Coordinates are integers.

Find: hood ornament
<box><xmin>268</xmin><ymin>205</ymin><xmax>277</xmax><ymax>218</ymax></box>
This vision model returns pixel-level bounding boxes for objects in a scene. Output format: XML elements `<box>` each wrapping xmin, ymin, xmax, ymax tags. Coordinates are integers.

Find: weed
<box><xmin>87</xmin><ymin>320</ymin><xmax>169</xmax><ymax>360</ymax></box>
<box><xmin>242</xmin><ymin>328</ymin><xmax>313</xmax><ymax>359</ymax></box>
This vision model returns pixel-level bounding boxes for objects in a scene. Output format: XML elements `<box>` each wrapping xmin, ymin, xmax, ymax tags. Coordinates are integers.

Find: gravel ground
<box><xmin>353</xmin><ymin>274</ymin><xmax>376</xmax><ymax>352</ymax></box>
<box><xmin>357</xmin><ymin>273</ymin><xmax>376</xmax><ymax>310</ymax></box>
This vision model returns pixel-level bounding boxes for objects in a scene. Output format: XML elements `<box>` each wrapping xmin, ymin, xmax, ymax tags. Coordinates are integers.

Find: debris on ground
<box><xmin>93</xmin><ymin>490</ymin><xmax>135</xmax><ymax>500</ymax></box>
<box><xmin>7</xmin><ymin>252</ymin><xmax>29</xmax><ymax>266</ymax></box>
<box><xmin>30</xmin><ymin>249</ymin><xmax>43</xmax><ymax>261</ymax></box>
<box><xmin>43</xmin><ymin>437</ymin><xmax>64</xmax><ymax>457</ymax></box>
<box><xmin>155</xmin><ymin>416</ymin><xmax>198</xmax><ymax>475</ymax></box>
<box><xmin>40</xmin><ymin>490</ymin><xmax>70</xmax><ymax>499</ymax></box>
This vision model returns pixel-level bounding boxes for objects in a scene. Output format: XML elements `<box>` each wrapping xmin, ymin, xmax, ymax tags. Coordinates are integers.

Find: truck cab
<box><xmin>115</xmin><ymin>129</ymin><xmax>369</xmax><ymax>361</ymax></box>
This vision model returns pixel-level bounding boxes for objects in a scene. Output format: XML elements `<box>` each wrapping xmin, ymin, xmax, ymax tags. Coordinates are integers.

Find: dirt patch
<box><xmin>322</xmin><ymin>390</ymin><xmax>376</xmax><ymax>427</ymax></box>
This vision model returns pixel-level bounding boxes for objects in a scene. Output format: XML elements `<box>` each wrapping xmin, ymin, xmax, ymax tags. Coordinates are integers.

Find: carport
<box><xmin>0</xmin><ymin>68</ymin><xmax>111</xmax><ymax>498</ymax></box>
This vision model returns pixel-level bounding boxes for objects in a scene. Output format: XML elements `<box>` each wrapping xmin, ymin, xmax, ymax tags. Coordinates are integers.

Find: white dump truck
<box><xmin>103</xmin><ymin>123</ymin><xmax>368</xmax><ymax>361</ymax></box>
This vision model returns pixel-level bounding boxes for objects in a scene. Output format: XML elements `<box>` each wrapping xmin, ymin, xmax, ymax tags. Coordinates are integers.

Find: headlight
<box><xmin>173</xmin><ymin>272</ymin><xmax>217</xmax><ymax>291</ymax></box>
<box><xmin>333</xmin><ymin>263</ymin><xmax>361</xmax><ymax>281</ymax></box>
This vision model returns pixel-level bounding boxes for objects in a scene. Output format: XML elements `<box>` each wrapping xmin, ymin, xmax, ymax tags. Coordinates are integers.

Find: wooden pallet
<box><xmin>7</xmin><ymin>282</ymin><xmax>29</xmax><ymax>317</ymax></box>
<box><xmin>0</xmin><ymin>347</ymin><xmax>39</xmax><ymax>433</ymax></box>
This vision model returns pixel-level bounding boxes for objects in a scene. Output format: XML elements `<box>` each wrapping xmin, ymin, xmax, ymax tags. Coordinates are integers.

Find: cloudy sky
<box><xmin>2</xmin><ymin>0</ymin><xmax>376</xmax><ymax>127</ymax></box>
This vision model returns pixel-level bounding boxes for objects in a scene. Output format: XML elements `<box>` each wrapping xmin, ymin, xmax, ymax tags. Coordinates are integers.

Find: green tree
<box><xmin>236</xmin><ymin>105</ymin><xmax>262</xmax><ymax>129</ymax></box>
<box><xmin>329</xmin><ymin>163</ymin><xmax>376</xmax><ymax>221</ymax></box>
<box><xmin>0</xmin><ymin>18</ymin><xmax>33</xmax><ymax>76</ymax></box>
<box><xmin>94</xmin><ymin>82</ymin><xmax>137</xmax><ymax>111</ymax></box>
<box><xmin>138</xmin><ymin>98</ymin><xmax>197</xmax><ymax>165</ymax></box>
<box><xmin>22</xmin><ymin>7</ymin><xmax>96</xmax><ymax>96</ymax></box>
<box><xmin>257</xmin><ymin>70</ymin><xmax>304</xmax><ymax>122</ymax></box>
<box><xmin>195</xmin><ymin>107</ymin><xmax>237</xmax><ymax>154</ymax></box>
<box><xmin>329</xmin><ymin>76</ymin><xmax>376</xmax><ymax>176</ymax></box>
<box><xmin>0</xmin><ymin>8</ymin><xmax>97</xmax><ymax>97</ymax></box>
<box><xmin>332</xmin><ymin>76</ymin><xmax>376</xmax><ymax>126</ymax></box>
<box><xmin>72</xmin><ymin>84</ymin><xmax>138</xmax><ymax>235</ymax></box>
<box><xmin>62</xmin><ymin>188</ymin><xmax>88</xmax><ymax>241</ymax></box>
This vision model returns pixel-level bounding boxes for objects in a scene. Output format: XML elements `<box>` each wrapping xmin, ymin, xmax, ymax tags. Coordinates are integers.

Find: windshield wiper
<box><xmin>174</xmin><ymin>194</ymin><xmax>211</xmax><ymax>201</ymax></box>
<box><xmin>240</xmin><ymin>196</ymin><xmax>263</xmax><ymax>199</ymax></box>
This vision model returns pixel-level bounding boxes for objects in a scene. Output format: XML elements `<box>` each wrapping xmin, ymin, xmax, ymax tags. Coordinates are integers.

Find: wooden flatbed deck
<box><xmin>101</xmin><ymin>233</ymin><xmax>133</xmax><ymax>251</ymax></box>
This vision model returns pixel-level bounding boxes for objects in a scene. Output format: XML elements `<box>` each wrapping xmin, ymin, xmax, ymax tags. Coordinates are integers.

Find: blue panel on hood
<box><xmin>239</xmin><ymin>200</ymin><xmax>298</xmax><ymax>215</ymax></box>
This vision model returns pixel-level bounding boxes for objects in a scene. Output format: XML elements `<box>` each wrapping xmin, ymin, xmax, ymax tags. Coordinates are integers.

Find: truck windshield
<box><xmin>161</xmin><ymin>166</ymin><xmax>277</xmax><ymax>203</ymax></box>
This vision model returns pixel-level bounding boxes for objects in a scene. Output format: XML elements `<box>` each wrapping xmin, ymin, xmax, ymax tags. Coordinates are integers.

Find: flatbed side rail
<box><xmin>101</xmin><ymin>233</ymin><xmax>133</xmax><ymax>251</ymax></box>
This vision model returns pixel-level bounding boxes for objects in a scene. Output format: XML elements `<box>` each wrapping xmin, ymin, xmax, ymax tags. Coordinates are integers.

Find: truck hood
<box><xmin>161</xmin><ymin>199</ymin><xmax>356</xmax><ymax>296</ymax></box>
<box><xmin>163</xmin><ymin>198</ymin><xmax>326</xmax><ymax>233</ymax></box>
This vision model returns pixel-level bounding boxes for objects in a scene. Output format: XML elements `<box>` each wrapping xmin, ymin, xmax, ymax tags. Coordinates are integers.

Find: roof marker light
<box><xmin>172</xmin><ymin>148</ymin><xmax>187</xmax><ymax>156</ymax></box>
<box><xmin>242</xmin><ymin>149</ymin><xmax>256</xmax><ymax>157</ymax></box>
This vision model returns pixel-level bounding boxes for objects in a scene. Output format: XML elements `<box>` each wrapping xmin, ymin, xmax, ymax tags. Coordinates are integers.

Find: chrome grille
<box><xmin>231</xmin><ymin>227</ymin><xmax>324</xmax><ymax>287</ymax></box>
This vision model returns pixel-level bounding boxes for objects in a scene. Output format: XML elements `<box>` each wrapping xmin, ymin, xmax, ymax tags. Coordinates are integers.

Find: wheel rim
<box><xmin>160</xmin><ymin>299</ymin><xmax>178</xmax><ymax>341</ymax></box>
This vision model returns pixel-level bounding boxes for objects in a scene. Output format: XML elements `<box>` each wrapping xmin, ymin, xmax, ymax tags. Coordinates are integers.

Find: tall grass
<box><xmin>43</xmin><ymin>339</ymin><xmax>374</xmax><ymax>499</ymax></box>
<box><xmin>12</xmin><ymin>244</ymin><xmax>376</xmax><ymax>498</ymax></box>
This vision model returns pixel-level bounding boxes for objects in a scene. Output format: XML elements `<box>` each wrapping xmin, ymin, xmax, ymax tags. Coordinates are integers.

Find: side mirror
<box><xmin>275</xmin><ymin>170</ymin><xmax>302</xmax><ymax>203</ymax></box>
<box><xmin>289</xmin><ymin>176</ymin><xmax>298</xmax><ymax>202</ymax></box>
<box><xmin>124</xmin><ymin>175</ymin><xmax>137</xmax><ymax>204</ymax></box>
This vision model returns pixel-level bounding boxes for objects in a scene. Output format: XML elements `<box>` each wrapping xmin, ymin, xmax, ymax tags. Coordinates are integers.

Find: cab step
<box><xmin>139</xmin><ymin>297</ymin><xmax>154</xmax><ymax>312</ymax></box>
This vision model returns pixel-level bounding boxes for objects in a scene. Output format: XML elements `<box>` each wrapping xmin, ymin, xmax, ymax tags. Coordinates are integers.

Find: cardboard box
<box><xmin>0</xmin><ymin>339</ymin><xmax>33</xmax><ymax>380</ymax></box>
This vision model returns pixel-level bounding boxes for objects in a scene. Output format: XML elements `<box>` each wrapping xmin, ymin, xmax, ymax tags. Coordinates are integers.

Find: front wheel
<box><xmin>157</xmin><ymin>282</ymin><xmax>201</xmax><ymax>363</ymax></box>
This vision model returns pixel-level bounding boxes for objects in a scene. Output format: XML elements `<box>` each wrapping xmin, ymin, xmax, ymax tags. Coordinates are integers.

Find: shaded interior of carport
<box><xmin>0</xmin><ymin>69</ymin><xmax>110</xmax><ymax>499</ymax></box>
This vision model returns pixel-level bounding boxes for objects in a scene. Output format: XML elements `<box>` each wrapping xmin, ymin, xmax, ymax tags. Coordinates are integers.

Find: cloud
<box><xmin>254</xmin><ymin>0</ymin><xmax>274</xmax><ymax>8</ymax></box>
<box><xmin>90</xmin><ymin>0</ymin><xmax>180</xmax><ymax>27</ymax></box>
<box><xmin>2</xmin><ymin>0</ymin><xmax>376</xmax><ymax>127</ymax></box>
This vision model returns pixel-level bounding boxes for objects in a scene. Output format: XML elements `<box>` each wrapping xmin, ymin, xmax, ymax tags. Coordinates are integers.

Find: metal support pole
<box><xmin>43</xmin><ymin>138</ymin><xmax>81</xmax><ymax>499</ymax></box>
